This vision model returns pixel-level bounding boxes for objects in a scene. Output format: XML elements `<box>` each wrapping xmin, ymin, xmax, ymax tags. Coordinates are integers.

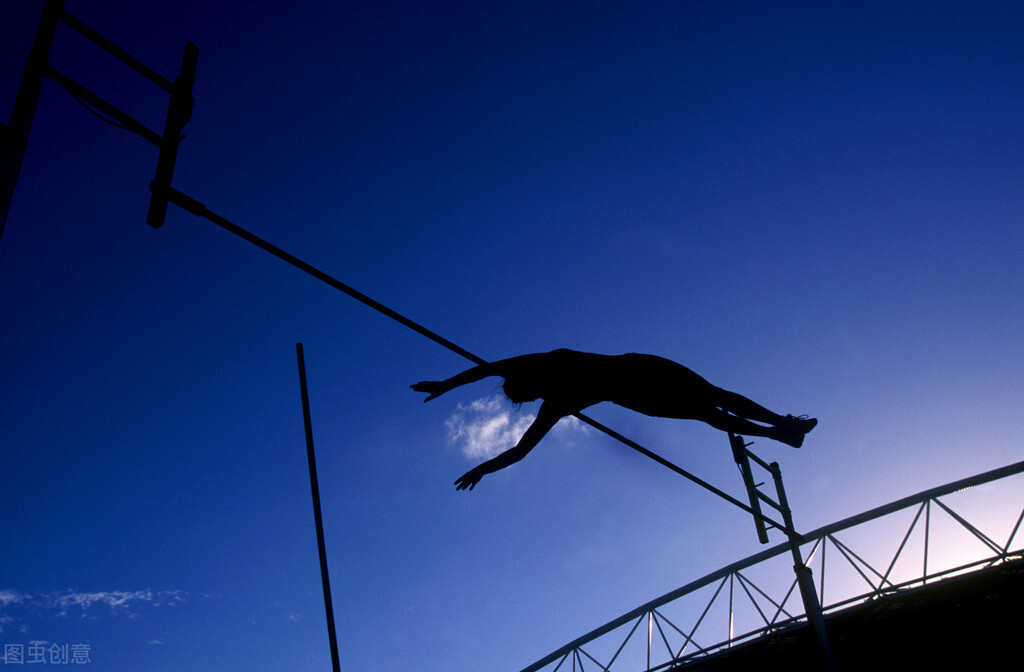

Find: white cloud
<box><xmin>0</xmin><ymin>590</ymin><xmax>29</xmax><ymax>608</ymax></box>
<box><xmin>445</xmin><ymin>396</ymin><xmax>535</xmax><ymax>460</ymax></box>
<box><xmin>0</xmin><ymin>589</ymin><xmax>185</xmax><ymax>628</ymax></box>
<box><xmin>52</xmin><ymin>590</ymin><xmax>154</xmax><ymax>613</ymax></box>
<box><xmin>52</xmin><ymin>590</ymin><xmax>185</xmax><ymax>617</ymax></box>
<box><xmin>445</xmin><ymin>396</ymin><xmax>589</xmax><ymax>460</ymax></box>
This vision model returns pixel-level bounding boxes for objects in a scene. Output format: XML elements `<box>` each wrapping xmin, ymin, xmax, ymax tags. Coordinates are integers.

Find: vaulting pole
<box><xmin>296</xmin><ymin>343</ymin><xmax>341</xmax><ymax>672</ymax></box>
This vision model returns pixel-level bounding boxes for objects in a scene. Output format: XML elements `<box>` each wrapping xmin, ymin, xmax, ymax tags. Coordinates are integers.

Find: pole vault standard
<box><xmin>1</xmin><ymin>0</ymin><xmax>198</xmax><ymax>239</ymax></box>
<box><xmin>730</xmin><ymin>433</ymin><xmax>834</xmax><ymax>671</ymax></box>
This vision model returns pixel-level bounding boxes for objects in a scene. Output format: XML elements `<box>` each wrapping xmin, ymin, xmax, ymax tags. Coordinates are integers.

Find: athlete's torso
<box><xmin>531</xmin><ymin>349</ymin><xmax>708</xmax><ymax>410</ymax></box>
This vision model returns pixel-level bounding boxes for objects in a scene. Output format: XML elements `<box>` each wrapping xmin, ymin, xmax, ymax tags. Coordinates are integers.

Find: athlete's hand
<box><xmin>411</xmin><ymin>380</ymin><xmax>449</xmax><ymax>402</ymax></box>
<box><xmin>454</xmin><ymin>465</ymin><xmax>488</xmax><ymax>491</ymax></box>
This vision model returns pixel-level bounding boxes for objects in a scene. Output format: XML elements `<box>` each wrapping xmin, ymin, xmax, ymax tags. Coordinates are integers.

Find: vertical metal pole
<box><xmin>819</xmin><ymin>539</ymin><xmax>827</xmax><ymax>606</ymax></box>
<box><xmin>923</xmin><ymin>499</ymin><xmax>931</xmax><ymax>585</ymax></box>
<box><xmin>147</xmin><ymin>41</ymin><xmax>198</xmax><ymax>229</ymax></box>
<box><xmin>646</xmin><ymin>612</ymin><xmax>652</xmax><ymax>671</ymax></box>
<box><xmin>7</xmin><ymin>0</ymin><xmax>64</xmax><ymax>140</ymax></box>
<box><xmin>770</xmin><ymin>462</ymin><xmax>834</xmax><ymax>672</ymax></box>
<box><xmin>727</xmin><ymin>573</ymin><xmax>735</xmax><ymax>647</ymax></box>
<box><xmin>730</xmin><ymin>433</ymin><xmax>769</xmax><ymax>544</ymax></box>
<box><xmin>2</xmin><ymin>0</ymin><xmax>66</xmax><ymax>239</ymax></box>
<box><xmin>296</xmin><ymin>343</ymin><xmax>341</xmax><ymax>672</ymax></box>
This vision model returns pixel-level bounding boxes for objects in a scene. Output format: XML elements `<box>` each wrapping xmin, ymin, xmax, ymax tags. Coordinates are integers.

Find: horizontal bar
<box><xmin>60</xmin><ymin>10</ymin><xmax>173</xmax><ymax>92</ymax></box>
<box><xmin>159</xmin><ymin>186</ymin><xmax>787</xmax><ymax>526</ymax></box>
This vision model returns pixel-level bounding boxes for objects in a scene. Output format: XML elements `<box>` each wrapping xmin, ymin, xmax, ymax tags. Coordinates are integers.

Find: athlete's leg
<box><xmin>697</xmin><ymin>407</ymin><xmax>780</xmax><ymax>439</ymax></box>
<box><xmin>698</xmin><ymin>407</ymin><xmax>816</xmax><ymax>448</ymax></box>
<box><xmin>709</xmin><ymin>386</ymin><xmax>818</xmax><ymax>446</ymax></box>
<box><xmin>710</xmin><ymin>386</ymin><xmax>786</xmax><ymax>426</ymax></box>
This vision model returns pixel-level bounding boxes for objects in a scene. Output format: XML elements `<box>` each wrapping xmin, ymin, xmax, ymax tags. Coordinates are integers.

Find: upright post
<box><xmin>296</xmin><ymin>343</ymin><xmax>342</xmax><ymax>672</ymax></box>
<box><xmin>770</xmin><ymin>462</ymin><xmax>834</xmax><ymax>672</ymax></box>
<box><xmin>2</xmin><ymin>0</ymin><xmax>66</xmax><ymax>239</ymax></box>
<box><xmin>147</xmin><ymin>41</ymin><xmax>199</xmax><ymax>229</ymax></box>
<box><xmin>730</xmin><ymin>432</ymin><xmax>769</xmax><ymax>544</ymax></box>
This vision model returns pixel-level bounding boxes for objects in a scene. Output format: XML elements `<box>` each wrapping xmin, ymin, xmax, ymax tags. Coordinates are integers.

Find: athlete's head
<box><xmin>502</xmin><ymin>374</ymin><xmax>541</xmax><ymax>405</ymax></box>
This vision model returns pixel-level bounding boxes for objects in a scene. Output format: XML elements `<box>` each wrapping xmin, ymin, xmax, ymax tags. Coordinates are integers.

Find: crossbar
<box><xmin>160</xmin><ymin>185</ymin><xmax>771</xmax><ymax>521</ymax></box>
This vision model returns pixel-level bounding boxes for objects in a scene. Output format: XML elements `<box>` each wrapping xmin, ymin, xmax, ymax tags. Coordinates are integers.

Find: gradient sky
<box><xmin>2</xmin><ymin>2</ymin><xmax>1023</xmax><ymax>670</ymax></box>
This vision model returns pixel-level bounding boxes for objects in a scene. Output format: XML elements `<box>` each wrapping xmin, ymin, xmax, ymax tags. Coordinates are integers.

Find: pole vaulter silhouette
<box><xmin>413</xmin><ymin>349</ymin><xmax>817</xmax><ymax>490</ymax></box>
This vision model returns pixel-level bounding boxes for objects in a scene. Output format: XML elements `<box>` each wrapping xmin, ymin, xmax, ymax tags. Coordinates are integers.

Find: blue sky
<box><xmin>2</xmin><ymin>1</ymin><xmax>1022</xmax><ymax>670</ymax></box>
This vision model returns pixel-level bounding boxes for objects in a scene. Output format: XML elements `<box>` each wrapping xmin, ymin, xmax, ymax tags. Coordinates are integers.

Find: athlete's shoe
<box><xmin>777</xmin><ymin>414</ymin><xmax>818</xmax><ymax>448</ymax></box>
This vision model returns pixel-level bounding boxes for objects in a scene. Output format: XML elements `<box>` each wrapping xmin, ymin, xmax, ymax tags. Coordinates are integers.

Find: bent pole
<box><xmin>165</xmin><ymin>186</ymin><xmax>768</xmax><ymax>521</ymax></box>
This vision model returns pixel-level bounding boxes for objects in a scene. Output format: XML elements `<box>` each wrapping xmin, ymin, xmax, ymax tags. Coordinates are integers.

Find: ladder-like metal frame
<box><xmin>1</xmin><ymin>0</ymin><xmax>197</xmax><ymax>238</ymax></box>
<box><xmin>731</xmin><ymin>433</ymin><xmax>834</xmax><ymax>670</ymax></box>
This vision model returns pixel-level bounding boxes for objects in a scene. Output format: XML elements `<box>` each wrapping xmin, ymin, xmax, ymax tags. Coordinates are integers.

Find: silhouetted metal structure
<box><xmin>1</xmin><ymin>0</ymin><xmax>62</xmax><ymax>239</ymax></box>
<box><xmin>0</xmin><ymin>0</ymin><xmax>197</xmax><ymax>239</ymax></box>
<box><xmin>678</xmin><ymin>556</ymin><xmax>1024</xmax><ymax>670</ymax></box>
<box><xmin>515</xmin><ymin>458</ymin><xmax>1024</xmax><ymax>672</ymax></box>
<box><xmin>728</xmin><ymin>433</ymin><xmax>832</xmax><ymax>669</ymax></box>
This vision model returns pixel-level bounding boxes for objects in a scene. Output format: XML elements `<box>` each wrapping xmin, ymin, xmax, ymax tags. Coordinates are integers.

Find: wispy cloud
<box><xmin>48</xmin><ymin>590</ymin><xmax>183</xmax><ymax>617</ymax></box>
<box><xmin>446</xmin><ymin>396</ymin><xmax>535</xmax><ymax>459</ymax></box>
<box><xmin>0</xmin><ymin>589</ymin><xmax>185</xmax><ymax>631</ymax></box>
<box><xmin>445</xmin><ymin>395</ymin><xmax>588</xmax><ymax>460</ymax></box>
<box><xmin>0</xmin><ymin>590</ymin><xmax>30</xmax><ymax>608</ymax></box>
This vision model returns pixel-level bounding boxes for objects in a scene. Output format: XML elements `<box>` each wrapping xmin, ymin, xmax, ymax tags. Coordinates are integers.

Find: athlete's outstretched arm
<box><xmin>454</xmin><ymin>401</ymin><xmax>567</xmax><ymax>490</ymax></box>
<box><xmin>411</xmin><ymin>364</ymin><xmax>493</xmax><ymax>402</ymax></box>
<box><xmin>411</xmin><ymin>353</ymin><xmax>541</xmax><ymax>402</ymax></box>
